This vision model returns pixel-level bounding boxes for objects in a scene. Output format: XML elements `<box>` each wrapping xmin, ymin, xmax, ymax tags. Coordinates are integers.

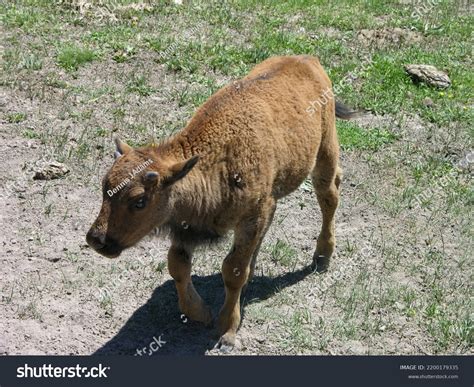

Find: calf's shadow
<box><xmin>94</xmin><ymin>265</ymin><xmax>315</xmax><ymax>355</ymax></box>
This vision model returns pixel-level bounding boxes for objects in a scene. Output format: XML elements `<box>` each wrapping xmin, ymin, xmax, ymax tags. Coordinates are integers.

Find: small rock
<box><xmin>405</xmin><ymin>64</ymin><xmax>451</xmax><ymax>89</ymax></box>
<box><xmin>394</xmin><ymin>301</ymin><xmax>404</xmax><ymax>311</ymax></box>
<box><xmin>0</xmin><ymin>93</ymin><xmax>8</xmax><ymax>107</ymax></box>
<box><xmin>33</xmin><ymin>161</ymin><xmax>70</xmax><ymax>180</ymax></box>
<box><xmin>422</xmin><ymin>97</ymin><xmax>434</xmax><ymax>108</ymax></box>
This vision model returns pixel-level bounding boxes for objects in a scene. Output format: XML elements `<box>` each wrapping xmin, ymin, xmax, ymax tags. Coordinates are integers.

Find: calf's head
<box><xmin>86</xmin><ymin>138</ymin><xmax>199</xmax><ymax>258</ymax></box>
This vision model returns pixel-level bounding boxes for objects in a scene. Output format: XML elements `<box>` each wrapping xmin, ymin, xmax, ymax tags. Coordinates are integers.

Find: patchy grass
<box><xmin>7</xmin><ymin>112</ymin><xmax>27</xmax><ymax>123</ymax></box>
<box><xmin>126</xmin><ymin>74</ymin><xmax>155</xmax><ymax>96</ymax></box>
<box><xmin>269</xmin><ymin>239</ymin><xmax>297</xmax><ymax>268</ymax></box>
<box><xmin>57</xmin><ymin>45</ymin><xmax>97</xmax><ymax>71</ymax></box>
<box><xmin>338</xmin><ymin>121</ymin><xmax>398</xmax><ymax>151</ymax></box>
<box><xmin>22</xmin><ymin>128</ymin><xmax>39</xmax><ymax>139</ymax></box>
<box><xmin>20</xmin><ymin>53</ymin><xmax>43</xmax><ymax>70</ymax></box>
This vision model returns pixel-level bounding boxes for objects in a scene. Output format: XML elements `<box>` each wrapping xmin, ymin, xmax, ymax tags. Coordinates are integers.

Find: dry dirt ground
<box><xmin>0</xmin><ymin>1</ymin><xmax>472</xmax><ymax>356</ymax></box>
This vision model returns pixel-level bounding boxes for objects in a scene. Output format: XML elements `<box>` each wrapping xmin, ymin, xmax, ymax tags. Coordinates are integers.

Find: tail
<box><xmin>335</xmin><ymin>100</ymin><xmax>366</xmax><ymax>120</ymax></box>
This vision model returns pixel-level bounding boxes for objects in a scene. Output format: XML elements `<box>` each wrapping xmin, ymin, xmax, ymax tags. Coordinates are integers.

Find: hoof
<box><xmin>214</xmin><ymin>333</ymin><xmax>236</xmax><ymax>354</ymax></box>
<box><xmin>313</xmin><ymin>254</ymin><xmax>330</xmax><ymax>273</ymax></box>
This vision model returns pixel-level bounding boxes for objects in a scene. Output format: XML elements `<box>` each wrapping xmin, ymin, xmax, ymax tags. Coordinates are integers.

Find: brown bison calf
<box><xmin>87</xmin><ymin>55</ymin><xmax>360</xmax><ymax>351</ymax></box>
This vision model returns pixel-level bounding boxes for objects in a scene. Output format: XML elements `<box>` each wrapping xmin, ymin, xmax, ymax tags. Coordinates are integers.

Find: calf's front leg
<box><xmin>168</xmin><ymin>244</ymin><xmax>212</xmax><ymax>325</ymax></box>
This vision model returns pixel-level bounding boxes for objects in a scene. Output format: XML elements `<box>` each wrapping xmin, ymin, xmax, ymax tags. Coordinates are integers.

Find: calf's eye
<box><xmin>134</xmin><ymin>198</ymin><xmax>146</xmax><ymax>209</ymax></box>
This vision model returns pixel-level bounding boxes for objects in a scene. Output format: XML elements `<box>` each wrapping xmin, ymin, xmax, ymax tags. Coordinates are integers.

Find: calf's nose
<box><xmin>86</xmin><ymin>228</ymin><xmax>106</xmax><ymax>250</ymax></box>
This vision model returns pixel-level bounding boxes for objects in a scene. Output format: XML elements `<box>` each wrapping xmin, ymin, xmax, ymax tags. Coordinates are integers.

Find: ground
<box><xmin>0</xmin><ymin>0</ymin><xmax>472</xmax><ymax>356</ymax></box>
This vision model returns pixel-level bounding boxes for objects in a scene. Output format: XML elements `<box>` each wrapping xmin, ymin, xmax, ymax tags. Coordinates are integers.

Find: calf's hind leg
<box><xmin>168</xmin><ymin>244</ymin><xmax>212</xmax><ymax>325</ymax></box>
<box><xmin>216</xmin><ymin>199</ymin><xmax>274</xmax><ymax>351</ymax></box>
<box><xmin>311</xmin><ymin>137</ymin><xmax>342</xmax><ymax>272</ymax></box>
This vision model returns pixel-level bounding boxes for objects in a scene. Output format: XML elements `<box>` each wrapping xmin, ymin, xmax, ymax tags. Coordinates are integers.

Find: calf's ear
<box><xmin>164</xmin><ymin>155</ymin><xmax>200</xmax><ymax>186</ymax></box>
<box><xmin>143</xmin><ymin>171</ymin><xmax>159</xmax><ymax>186</ymax></box>
<box><xmin>114</xmin><ymin>137</ymin><xmax>132</xmax><ymax>157</ymax></box>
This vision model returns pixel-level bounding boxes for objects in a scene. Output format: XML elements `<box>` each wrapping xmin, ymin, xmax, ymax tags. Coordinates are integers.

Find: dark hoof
<box><xmin>313</xmin><ymin>254</ymin><xmax>330</xmax><ymax>273</ymax></box>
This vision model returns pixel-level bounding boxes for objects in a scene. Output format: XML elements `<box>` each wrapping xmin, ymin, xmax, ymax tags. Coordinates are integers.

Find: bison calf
<box><xmin>87</xmin><ymin>55</ymin><xmax>360</xmax><ymax>351</ymax></box>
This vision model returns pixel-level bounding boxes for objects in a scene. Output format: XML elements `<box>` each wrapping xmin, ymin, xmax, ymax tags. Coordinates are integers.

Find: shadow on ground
<box><xmin>94</xmin><ymin>265</ymin><xmax>315</xmax><ymax>355</ymax></box>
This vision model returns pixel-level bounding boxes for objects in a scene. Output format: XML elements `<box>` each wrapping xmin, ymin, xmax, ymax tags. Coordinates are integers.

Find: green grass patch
<box><xmin>269</xmin><ymin>239</ymin><xmax>297</xmax><ymax>268</ymax></box>
<box><xmin>7</xmin><ymin>112</ymin><xmax>27</xmax><ymax>123</ymax></box>
<box><xmin>57</xmin><ymin>45</ymin><xmax>97</xmax><ymax>71</ymax></box>
<box><xmin>126</xmin><ymin>74</ymin><xmax>155</xmax><ymax>96</ymax></box>
<box><xmin>337</xmin><ymin>121</ymin><xmax>397</xmax><ymax>151</ymax></box>
<box><xmin>22</xmin><ymin>128</ymin><xmax>39</xmax><ymax>139</ymax></box>
<box><xmin>2</xmin><ymin>5</ymin><xmax>45</xmax><ymax>29</ymax></box>
<box><xmin>84</xmin><ymin>25</ymin><xmax>139</xmax><ymax>62</ymax></box>
<box><xmin>20</xmin><ymin>53</ymin><xmax>43</xmax><ymax>70</ymax></box>
<box><xmin>345</xmin><ymin>50</ymin><xmax>473</xmax><ymax>128</ymax></box>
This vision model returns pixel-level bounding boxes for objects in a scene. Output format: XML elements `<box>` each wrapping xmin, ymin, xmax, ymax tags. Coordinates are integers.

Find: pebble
<box><xmin>422</xmin><ymin>97</ymin><xmax>434</xmax><ymax>108</ymax></box>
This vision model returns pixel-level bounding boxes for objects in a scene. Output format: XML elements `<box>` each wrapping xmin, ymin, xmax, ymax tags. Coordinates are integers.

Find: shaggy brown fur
<box><xmin>86</xmin><ymin>55</ymin><xmax>360</xmax><ymax>351</ymax></box>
